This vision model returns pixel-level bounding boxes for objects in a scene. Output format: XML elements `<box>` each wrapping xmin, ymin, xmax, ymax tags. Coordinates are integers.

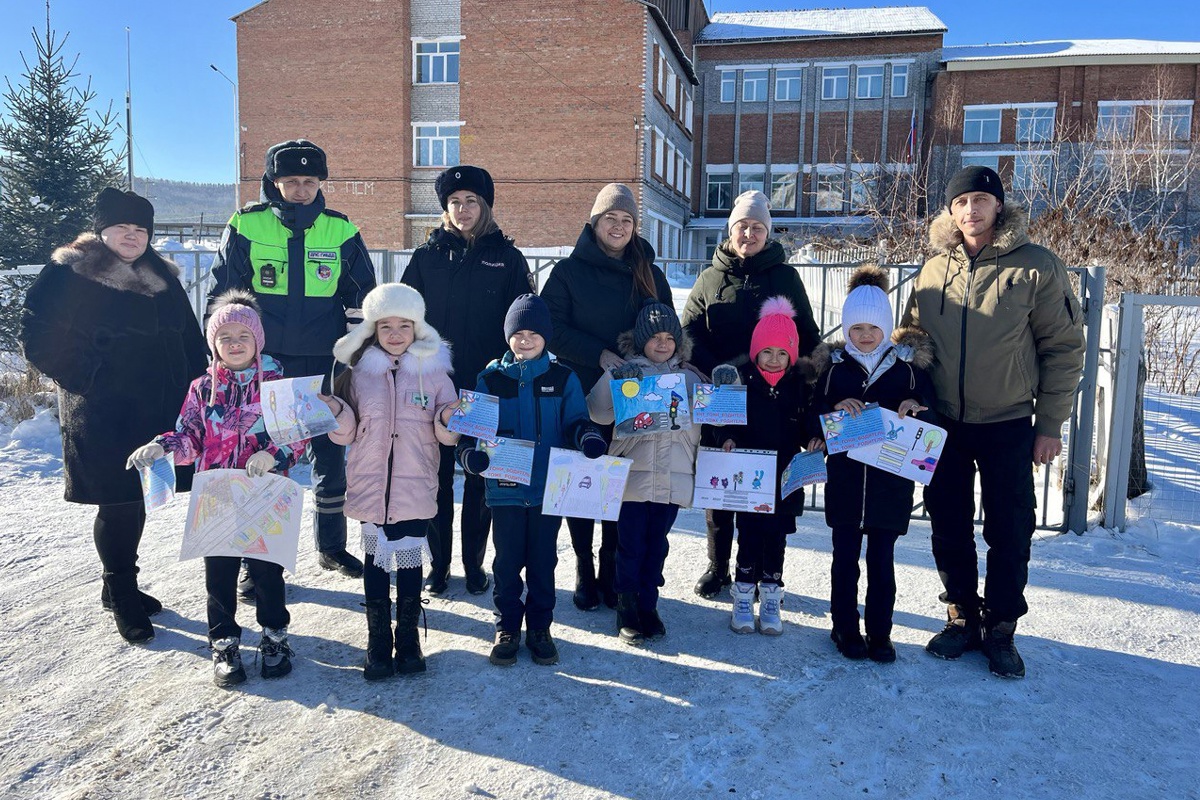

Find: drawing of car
<box><xmin>753</xmin><ymin>503</ymin><xmax>773</xmax><ymax>513</ymax></box>
<box><xmin>578</xmin><ymin>476</ymin><xmax>592</xmax><ymax>489</ymax></box>
<box><xmin>632</xmin><ymin>412</ymin><xmax>654</xmax><ymax>431</ymax></box>
<box><xmin>911</xmin><ymin>457</ymin><xmax>938</xmax><ymax>471</ymax></box>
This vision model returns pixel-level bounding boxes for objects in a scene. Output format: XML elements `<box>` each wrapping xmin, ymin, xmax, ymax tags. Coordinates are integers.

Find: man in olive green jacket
<box><xmin>902</xmin><ymin>166</ymin><xmax>1084</xmax><ymax>679</ymax></box>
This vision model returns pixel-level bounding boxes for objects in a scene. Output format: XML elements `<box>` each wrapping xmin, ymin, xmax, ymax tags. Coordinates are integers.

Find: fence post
<box><xmin>1066</xmin><ymin>266</ymin><xmax>1105</xmax><ymax>535</ymax></box>
<box><xmin>1102</xmin><ymin>293</ymin><xmax>1145</xmax><ymax>531</ymax></box>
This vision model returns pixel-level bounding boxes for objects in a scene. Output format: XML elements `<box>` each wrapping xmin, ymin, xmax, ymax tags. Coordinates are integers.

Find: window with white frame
<box><xmin>720</xmin><ymin>71</ymin><xmax>735</xmax><ymax>103</ymax></box>
<box><xmin>1154</xmin><ymin>102</ymin><xmax>1192</xmax><ymax>141</ymax></box>
<box><xmin>654</xmin><ymin>130</ymin><xmax>665</xmax><ymax>179</ymax></box>
<box><xmin>1013</xmin><ymin>153</ymin><xmax>1053</xmax><ymax>192</ymax></box>
<box><xmin>850</xmin><ymin>168</ymin><xmax>878</xmax><ymax>211</ymax></box>
<box><xmin>738</xmin><ymin>172</ymin><xmax>765</xmax><ymax>195</ymax></box>
<box><xmin>822</xmin><ymin>67</ymin><xmax>849</xmax><ymax>100</ymax></box>
<box><xmin>963</xmin><ymin>108</ymin><xmax>1002</xmax><ymax>144</ymax></box>
<box><xmin>414</xmin><ymin>124</ymin><xmax>460</xmax><ymax>166</ymax></box>
<box><xmin>770</xmin><ymin>172</ymin><xmax>797</xmax><ymax>212</ymax></box>
<box><xmin>775</xmin><ymin>68</ymin><xmax>802</xmax><ymax>101</ymax></box>
<box><xmin>414</xmin><ymin>40</ymin><xmax>459</xmax><ymax>84</ymax></box>
<box><xmin>856</xmin><ymin>65</ymin><xmax>884</xmax><ymax>99</ymax></box>
<box><xmin>1016</xmin><ymin>107</ymin><xmax>1055</xmax><ymax>143</ymax></box>
<box><xmin>743</xmin><ymin>70</ymin><xmax>768</xmax><ymax>102</ymax></box>
<box><xmin>815</xmin><ymin>168</ymin><xmax>845</xmax><ymax>212</ymax></box>
<box><xmin>961</xmin><ymin>153</ymin><xmax>999</xmax><ymax>171</ymax></box>
<box><xmin>891</xmin><ymin>64</ymin><xmax>909</xmax><ymax>98</ymax></box>
<box><xmin>666</xmin><ymin>69</ymin><xmax>678</xmax><ymax>112</ymax></box>
<box><xmin>665</xmin><ymin>142</ymin><xmax>676</xmax><ymax>188</ymax></box>
<box><xmin>707</xmin><ymin>172</ymin><xmax>733</xmax><ymax>210</ymax></box>
<box><xmin>657</xmin><ymin>51</ymin><xmax>668</xmax><ymax>97</ymax></box>
<box><xmin>683</xmin><ymin>159</ymin><xmax>692</xmax><ymax>197</ymax></box>
<box><xmin>684</xmin><ymin>94</ymin><xmax>694</xmax><ymax>133</ymax></box>
<box><xmin>1097</xmin><ymin>104</ymin><xmax>1136</xmax><ymax>141</ymax></box>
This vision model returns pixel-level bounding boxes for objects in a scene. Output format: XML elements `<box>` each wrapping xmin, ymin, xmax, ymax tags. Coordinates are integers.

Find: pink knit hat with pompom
<box><xmin>750</xmin><ymin>296</ymin><xmax>799</xmax><ymax>364</ymax></box>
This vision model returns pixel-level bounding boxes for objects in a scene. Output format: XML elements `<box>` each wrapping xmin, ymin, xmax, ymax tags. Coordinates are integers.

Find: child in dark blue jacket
<box><xmin>457</xmin><ymin>294</ymin><xmax>606</xmax><ymax>666</ymax></box>
<box><xmin>809</xmin><ymin>266</ymin><xmax>936</xmax><ymax>664</ymax></box>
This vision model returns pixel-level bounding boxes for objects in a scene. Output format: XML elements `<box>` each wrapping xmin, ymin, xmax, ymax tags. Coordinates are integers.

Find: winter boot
<box><xmin>597</xmin><ymin>549</ymin><xmax>618</xmax><ymax>609</ymax></box>
<box><xmin>757</xmin><ymin>583</ymin><xmax>783</xmax><ymax>636</ymax></box>
<box><xmin>318</xmin><ymin>549</ymin><xmax>364</xmax><ymax>579</ymax></box>
<box><xmin>982</xmin><ymin>620</ymin><xmax>1026</xmax><ymax>679</ymax></box>
<box><xmin>258</xmin><ymin>626</ymin><xmax>294</xmax><ymax>679</ymax></box>
<box><xmin>526</xmin><ymin>628</ymin><xmax>559</xmax><ymax>665</ymax></box>
<box><xmin>362</xmin><ymin>599</ymin><xmax>395</xmax><ymax>681</ymax></box>
<box><xmin>572</xmin><ymin>556</ymin><xmax>600</xmax><ymax>611</ymax></box>
<box><xmin>640</xmin><ymin>607</ymin><xmax>666</xmax><ymax>642</ymax></box>
<box><xmin>105</xmin><ymin>574</ymin><xmax>154</xmax><ymax>644</ymax></box>
<box><xmin>101</xmin><ymin>583</ymin><xmax>162</xmax><ymax>616</ymax></box>
<box><xmin>394</xmin><ymin>595</ymin><xmax>427</xmax><ymax>674</ymax></box>
<box><xmin>866</xmin><ymin>635</ymin><xmax>897</xmax><ymax>664</ymax></box>
<box><xmin>615</xmin><ymin>593</ymin><xmax>644</xmax><ymax>645</ymax></box>
<box><xmin>423</xmin><ymin>566</ymin><xmax>450</xmax><ymax>596</ymax></box>
<box><xmin>926</xmin><ymin>603</ymin><xmax>982</xmax><ymax>660</ymax></box>
<box><xmin>695</xmin><ymin>561</ymin><xmax>732</xmax><ymax>600</ymax></box>
<box><xmin>211</xmin><ymin>637</ymin><xmax>246</xmax><ymax>687</ymax></box>
<box><xmin>831</xmin><ymin>628</ymin><xmax>869</xmax><ymax>660</ymax></box>
<box><xmin>489</xmin><ymin>630</ymin><xmax>520</xmax><ymax>666</ymax></box>
<box><xmin>730</xmin><ymin>582</ymin><xmax>756</xmax><ymax>634</ymax></box>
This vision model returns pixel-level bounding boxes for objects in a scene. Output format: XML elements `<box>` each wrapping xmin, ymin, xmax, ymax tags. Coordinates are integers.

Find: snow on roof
<box><xmin>697</xmin><ymin>7</ymin><xmax>947</xmax><ymax>43</ymax></box>
<box><xmin>945</xmin><ymin>39</ymin><xmax>1200</xmax><ymax>63</ymax></box>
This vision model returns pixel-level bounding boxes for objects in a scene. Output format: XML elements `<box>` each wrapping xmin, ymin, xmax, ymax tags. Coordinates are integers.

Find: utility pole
<box><xmin>125</xmin><ymin>27</ymin><xmax>134</xmax><ymax>190</ymax></box>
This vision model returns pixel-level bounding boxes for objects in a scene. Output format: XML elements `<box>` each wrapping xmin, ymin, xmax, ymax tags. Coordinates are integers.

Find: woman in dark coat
<box><xmin>540</xmin><ymin>183</ymin><xmax>672</xmax><ymax>611</ymax></box>
<box><xmin>19</xmin><ymin>188</ymin><xmax>209</xmax><ymax>643</ymax></box>
<box><xmin>403</xmin><ymin>165</ymin><xmax>534</xmax><ymax>597</ymax></box>
<box><xmin>680</xmin><ymin>190</ymin><xmax>820</xmax><ymax>600</ymax></box>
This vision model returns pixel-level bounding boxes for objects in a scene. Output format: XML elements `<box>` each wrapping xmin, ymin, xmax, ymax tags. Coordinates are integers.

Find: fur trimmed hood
<box><xmin>351</xmin><ymin>337</ymin><xmax>454</xmax><ymax>378</ymax></box>
<box><xmin>52</xmin><ymin>232</ymin><xmax>179</xmax><ymax>295</ymax></box>
<box><xmin>928</xmin><ymin>201</ymin><xmax>1031</xmax><ymax>256</ymax></box>
<box><xmin>616</xmin><ymin>328</ymin><xmax>694</xmax><ymax>363</ymax></box>
<box><xmin>333</xmin><ymin>282</ymin><xmax>452</xmax><ymax>368</ymax></box>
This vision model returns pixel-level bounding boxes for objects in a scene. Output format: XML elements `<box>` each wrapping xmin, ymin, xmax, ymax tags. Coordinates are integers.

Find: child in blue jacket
<box><xmin>457</xmin><ymin>294</ymin><xmax>606</xmax><ymax>667</ymax></box>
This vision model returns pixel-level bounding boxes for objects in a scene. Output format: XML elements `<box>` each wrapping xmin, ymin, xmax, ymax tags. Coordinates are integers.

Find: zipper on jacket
<box><xmin>381</xmin><ymin>368</ymin><xmax>398</xmax><ymax>519</ymax></box>
<box><xmin>957</xmin><ymin>255</ymin><xmax>979</xmax><ymax>422</ymax></box>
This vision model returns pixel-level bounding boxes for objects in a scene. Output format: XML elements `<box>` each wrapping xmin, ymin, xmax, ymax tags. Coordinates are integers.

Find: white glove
<box><xmin>245</xmin><ymin>451</ymin><xmax>277</xmax><ymax>478</ymax></box>
<box><xmin>126</xmin><ymin>443</ymin><xmax>165</xmax><ymax>470</ymax></box>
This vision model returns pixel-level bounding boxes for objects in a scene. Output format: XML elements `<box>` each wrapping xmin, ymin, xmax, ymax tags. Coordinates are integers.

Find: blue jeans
<box><xmin>490</xmin><ymin>505</ymin><xmax>561</xmax><ymax>632</ymax></box>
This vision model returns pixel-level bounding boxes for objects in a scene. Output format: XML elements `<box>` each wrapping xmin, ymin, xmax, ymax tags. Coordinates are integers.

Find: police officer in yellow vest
<box><xmin>209</xmin><ymin>139</ymin><xmax>377</xmax><ymax>583</ymax></box>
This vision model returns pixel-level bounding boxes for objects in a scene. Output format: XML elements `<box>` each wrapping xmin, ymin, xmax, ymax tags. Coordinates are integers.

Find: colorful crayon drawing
<box><xmin>611</xmin><ymin>372</ymin><xmax>691</xmax><ymax>438</ymax></box>
<box><xmin>261</xmin><ymin>375</ymin><xmax>339</xmax><ymax>446</ymax></box>
<box><xmin>542</xmin><ymin>447</ymin><xmax>632</xmax><ymax>521</ymax></box>
<box><xmin>138</xmin><ymin>452</ymin><xmax>176</xmax><ymax>513</ymax></box>
<box><xmin>693</xmin><ymin>447</ymin><xmax>777</xmax><ymax>513</ymax></box>
<box><xmin>180</xmin><ymin>469</ymin><xmax>303</xmax><ymax>573</ymax></box>
<box><xmin>847</xmin><ymin>408</ymin><xmax>948</xmax><ymax>486</ymax></box>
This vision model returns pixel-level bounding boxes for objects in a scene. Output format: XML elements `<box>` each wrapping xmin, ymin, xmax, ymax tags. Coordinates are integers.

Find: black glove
<box><xmin>611</xmin><ymin>362</ymin><xmax>644</xmax><ymax>381</ymax></box>
<box><xmin>711</xmin><ymin>364</ymin><xmax>740</xmax><ymax>386</ymax></box>
<box><xmin>462</xmin><ymin>448</ymin><xmax>491</xmax><ymax>475</ymax></box>
<box><xmin>580</xmin><ymin>431</ymin><xmax>607</xmax><ymax>460</ymax></box>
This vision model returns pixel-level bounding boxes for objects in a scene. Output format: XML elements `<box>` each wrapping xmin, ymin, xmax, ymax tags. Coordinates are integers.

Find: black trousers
<box><xmin>733</xmin><ymin>512</ymin><xmax>794</xmax><ymax>586</ymax></box>
<box><xmin>364</xmin><ymin>519</ymin><xmax>427</xmax><ymax>601</ymax></box>
<box><xmin>205</xmin><ymin>556</ymin><xmax>289</xmax><ymax>641</ymax></box>
<box><xmin>830</xmin><ymin>525</ymin><xmax>900</xmax><ymax>638</ymax></box>
<box><xmin>93</xmin><ymin>501</ymin><xmax>146</xmax><ymax>580</ymax></box>
<box><xmin>705</xmin><ymin>508</ymin><xmax>735</xmax><ymax>564</ymax></box>
<box><xmin>491</xmin><ymin>505</ymin><xmax>561</xmax><ymax>633</ymax></box>
<box><xmin>615</xmin><ymin>501</ymin><xmax>679</xmax><ymax>610</ymax></box>
<box><xmin>429</xmin><ymin>443</ymin><xmax>491</xmax><ymax>580</ymax></box>
<box><xmin>924</xmin><ymin>416</ymin><xmax>1036</xmax><ymax>623</ymax></box>
<box><xmin>566</xmin><ymin>516</ymin><xmax>618</xmax><ymax>566</ymax></box>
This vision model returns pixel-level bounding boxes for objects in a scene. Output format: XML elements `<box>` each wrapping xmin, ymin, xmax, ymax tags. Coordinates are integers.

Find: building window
<box><xmin>1097</xmin><ymin>104</ymin><xmax>1136</xmax><ymax>141</ymax></box>
<box><xmin>815</xmin><ymin>169</ymin><xmax>845</xmax><ymax>212</ymax></box>
<box><xmin>742</xmin><ymin>70</ymin><xmax>768</xmax><ymax>103</ymax></box>
<box><xmin>1016</xmin><ymin>107</ymin><xmax>1055</xmax><ymax>143</ymax></box>
<box><xmin>414</xmin><ymin>124</ymin><xmax>460</xmax><ymax>166</ymax></box>
<box><xmin>850</xmin><ymin>169</ymin><xmax>878</xmax><ymax>211</ymax></box>
<box><xmin>961</xmin><ymin>154</ymin><xmax>999</xmax><ymax>171</ymax></box>
<box><xmin>963</xmin><ymin>108</ymin><xmax>1002</xmax><ymax>144</ymax></box>
<box><xmin>1013</xmin><ymin>154</ymin><xmax>1052</xmax><ymax>193</ymax></box>
<box><xmin>707</xmin><ymin>173</ymin><xmax>733</xmax><ymax>210</ymax></box>
<box><xmin>414</xmin><ymin>41</ymin><xmax>459</xmax><ymax>84</ymax></box>
<box><xmin>822</xmin><ymin>67</ymin><xmax>849</xmax><ymax>100</ymax></box>
<box><xmin>775</xmin><ymin>68</ymin><xmax>802</xmax><ymax>102</ymax></box>
<box><xmin>654</xmin><ymin>131</ymin><xmax>665</xmax><ymax>179</ymax></box>
<box><xmin>684</xmin><ymin>95</ymin><xmax>694</xmax><ymax>134</ymax></box>
<box><xmin>770</xmin><ymin>172</ymin><xmax>797</xmax><ymax>212</ymax></box>
<box><xmin>856</xmin><ymin>66</ymin><xmax>884</xmax><ymax>99</ymax></box>
<box><xmin>1154</xmin><ymin>102</ymin><xmax>1193</xmax><ymax>141</ymax></box>
<box><xmin>720</xmin><ymin>71</ymin><xmax>736</xmax><ymax>103</ymax></box>
<box><xmin>666</xmin><ymin>69</ymin><xmax>678</xmax><ymax>112</ymax></box>
<box><xmin>705</xmin><ymin>232</ymin><xmax>721</xmax><ymax>260</ymax></box>
<box><xmin>738</xmin><ymin>172</ymin><xmax>765</xmax><ymax>195</ymax></box>
<box><xmin>891</xmin><ymin>64</ymin><xmax>909</xmax><ymax>98</ymax></box>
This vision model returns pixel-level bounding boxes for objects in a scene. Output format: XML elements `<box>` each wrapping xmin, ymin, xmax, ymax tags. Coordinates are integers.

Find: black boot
<box><xmin>394</xmin><ymin>595</ymin><xmax>427</xmax><ymax>674</ymax></box>
<box><xmin>105</xmin><ymin>573</ymin><xmax>154</xmax><ymax>644</ymax></box>
<box><xmin>615</xmin><ymin>593</ymin><xmax>644</xmax><ymax>645</ymax></box>
<box><xmin>694</xmin><ymin>560</ymin><xmax>731</xmax><ymax>599</ymax></box>
<box><xmin>982</xmin><ymin>619</ymin><xmax>1026</xmax><ymax>679</ymax></box>
<box><xmin>597</xmin><ymin>548</ymin><xmax>618</xmax><ymax>610</ymax></box>
<box><xmin>573</xmin><ymin>556</ymin><xmax>600</xmax><ymax>611</ymax></box>
<box><xmin>926</xmin><ymin>603</ymin><xmax>982</xmax><ymax>660</ymax></box>
<box><xmin>831</xmin><ymin>628</ymin><xmax>869</xmax><ymax>660</ymax></box>
<box><xmin>101</xmin><ymin>583</ymin><xmax>162</xmax><ymax>615</ymax></box>
<box><xmin>363</xmin><ymin>599</ymin><xmax>395</xmax><ymax>681</ymax></box>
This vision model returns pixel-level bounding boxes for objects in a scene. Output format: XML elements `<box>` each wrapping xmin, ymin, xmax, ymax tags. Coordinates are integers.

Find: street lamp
<box><xmin>210</xmin><ymin>64</ymin><xmax>239</xmax><ymax>212</ymax></box>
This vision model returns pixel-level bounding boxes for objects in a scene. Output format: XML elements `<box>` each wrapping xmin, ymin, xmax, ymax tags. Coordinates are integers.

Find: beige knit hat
<box><xmin>590</xmin><ymin>183</ymin><xmax>639</xmax><ymax>227</ymax></box>
<box><xmin>729</xmin><ymin>190</ymin><xmax>772</xmax><ymax>231</ymax></box>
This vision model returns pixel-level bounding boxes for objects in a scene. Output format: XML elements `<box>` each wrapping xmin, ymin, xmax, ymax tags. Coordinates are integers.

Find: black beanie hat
<box><xmin>435</xmin><ymin>165</ymin><xmax>495</xmax><ymax>210</ymax></box>
<box><xmin>93</xmin><ymin>187</ymin><xmax>154</xmax><ymax>236</ymax></box>
<box><xmin>264</xmin><ymin>139</ymin><xmax>328</xmax><ymax>181</ymax></box>
<box><xmin>944</xmin><ymin>165</ymin><xmax>1004</xmax><ymax>209</ymax></box>
<box><xmin>633</xmin><ymin>298</ymin><xmax>682</xmax><ymax>354</ymax></box>
<box><xmin>504</xmin><ymin>294</ymin><xmax>553</xmax><ymax>341</ymax></box>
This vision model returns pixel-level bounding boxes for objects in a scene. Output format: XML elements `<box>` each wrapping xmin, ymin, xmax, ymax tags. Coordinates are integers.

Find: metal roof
<box><xmin>697</xmin><ymin>7</ymin><xmax>946</xmax><ymax>43</ymax></box>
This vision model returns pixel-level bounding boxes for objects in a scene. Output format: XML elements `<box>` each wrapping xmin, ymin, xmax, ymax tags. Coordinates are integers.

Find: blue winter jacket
<box><xmin>456</xmin><ymin>351</ymin><xmax>598</xmax><ymax>507</ymax></box>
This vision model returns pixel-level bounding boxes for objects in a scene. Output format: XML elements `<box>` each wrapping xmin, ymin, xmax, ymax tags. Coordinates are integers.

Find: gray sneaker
<box><xmin>259</xmin><ymin>627</ymin><xmax>294</xmax><ymax>679</ymax></box>
<box><xmin>211</xmin><ymin>637</ymin><xmax>246</xmax><ymax>688</ymax></box>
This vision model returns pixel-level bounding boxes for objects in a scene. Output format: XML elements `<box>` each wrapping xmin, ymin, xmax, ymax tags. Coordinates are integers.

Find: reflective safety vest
<box><xmin>233</xmin><ymin>208</ymin><xmax>359</xmax><ymax>299</ymax></box>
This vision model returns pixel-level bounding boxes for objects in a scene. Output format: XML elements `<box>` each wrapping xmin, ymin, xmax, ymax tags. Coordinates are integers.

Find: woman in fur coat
<box><xmin>19</xmin><ymin>188</ymin><xmax>208</xmax><ymax>644</ymax></box>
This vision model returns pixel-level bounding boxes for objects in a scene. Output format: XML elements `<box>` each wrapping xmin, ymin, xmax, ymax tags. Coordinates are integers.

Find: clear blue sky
<box><xmin>2</xmin><ymin>0</ymin><xmax>1197</xmax><ymax>184</ymax></box>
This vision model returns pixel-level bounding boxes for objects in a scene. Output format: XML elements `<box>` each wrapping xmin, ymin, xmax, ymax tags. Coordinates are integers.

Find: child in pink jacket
<box><xmin>326</xmin><ymin>283</ymin><xmax>460</xmax><ymax>679</ymax></box>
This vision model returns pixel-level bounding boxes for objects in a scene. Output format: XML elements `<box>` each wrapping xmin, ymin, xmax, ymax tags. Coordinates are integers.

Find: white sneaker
<box><xmin>730</xmin><ymin>582</ymin><xmax>756</xmax><ymax>634</ymax></box>
<box><xmin>758</xmin><ymin>583</ymin><xmax>783</xmax><ymax>636</ymax></box>
<box><xmin>211</xmin><ymin>636</ymin><xmax>246</xmax><ymax>687</ymax></box>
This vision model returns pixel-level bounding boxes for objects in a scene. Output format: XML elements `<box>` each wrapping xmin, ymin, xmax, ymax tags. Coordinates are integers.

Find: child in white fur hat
<box><xmin>808</xmin><ymin>265</ymin><xmax>937</xmax><ymax>664</ymax></box>
<box><xmin>324</xmin><ymin>283</ymin><xmax>461</xmax><ymax>679</ymax></box>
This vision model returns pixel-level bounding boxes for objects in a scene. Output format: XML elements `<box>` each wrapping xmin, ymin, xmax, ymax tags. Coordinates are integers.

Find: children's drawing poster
<box><xmin>262</xmin><ymin>375</ymin><xmax>338</xmax><ymax>446</ymax></box>
<box><xmin>820</xmin><ymin>403</ymin><xmax>886</xmax><ymax>454</ymax></box>
<box><xmin>693</xmin><ymin>447</ymin><xmax>778</xmax><ymax>514</ymax></box>
<box><xmin>180</xmin><ymin>469</ymin><xmax>303</xmax><ymax>573</ymax></box>
<box><xmin>781</xmin><ymin>450</ymin><xmax>827</xmax><ymax>499</ymax></box>
<box><xmin>479</xmin><ymin>437</ymin><xmax>536</xmax><ymax>485</ymax></box>
<box><xmin>611</xmin><ymin>372</ymin><xmax>690</xmax><ymax>438</ymax></box>
<box><xmin>447</xmin><ymin>390</ymin><xmax>500</xmax><ymax>440</ymax></box>
<box><xmin>138</xmin><ymin>452</ymin><xmax>176</xmax><ymax>513</ymax></box>
<box><xmin>847</xmin><ymin>408</ymin><xmax>948</xmax><ymax>486</ymax></box>
<box><xmin>692</xmin><ymin>383</ymin><xmax>748</xmax><ymax>425</ymax></box>
<box><xmin>542</xmin><ymin>447</ymin><xmax>632</xmax><ymax>522</ymax></box>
